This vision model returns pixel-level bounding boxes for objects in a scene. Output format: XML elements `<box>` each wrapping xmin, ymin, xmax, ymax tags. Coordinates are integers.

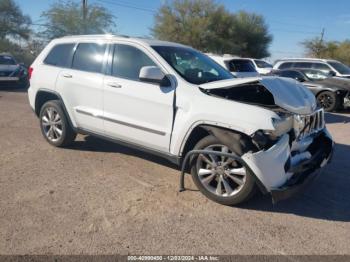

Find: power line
<box><xmin>268</xmin><ymin>19</ymin><xmax>321</xmax><ymax>30</ymax></box>
<box><xmin>270</xmin><ymin>28</ymin><xmax>320</xmax><ymax>35</ymax></box>
<box><xmin>96</xmin><ymin>0</ymin><xmax>157</xmax><ymax>13</ymax></box>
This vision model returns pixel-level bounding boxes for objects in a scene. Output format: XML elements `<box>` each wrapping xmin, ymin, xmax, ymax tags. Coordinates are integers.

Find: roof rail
<box><xmin>61</xmin><ymin>34</ymin><xmax>130</xmax><ymax>39</ymax></box>
<box><xmin>276</xmin><ymin>57</ymin><xmax>325</xmax><ymax>61</ymax></box>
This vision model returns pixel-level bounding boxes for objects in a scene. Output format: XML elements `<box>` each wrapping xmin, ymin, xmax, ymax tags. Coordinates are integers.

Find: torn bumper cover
<box><xmin>242</xmin><ymin>129</ymin><xmax>334</xmax><ymax>203</ymax></box>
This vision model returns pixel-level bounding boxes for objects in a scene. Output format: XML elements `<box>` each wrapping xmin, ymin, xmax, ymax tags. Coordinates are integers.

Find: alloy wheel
<box><xmin>317</xmin><ymin>93</ymin><xmax>334</xmax><ymax>110</ymax></box>
<box><xmin>41</xmin><ymin>107</ymin><xmax>63</xmax><ymax>142</ymax></box>
<box><xmin>196</xmin><ymin>144</ymin><xmax>247</xmax><ymax>197</ymax></box>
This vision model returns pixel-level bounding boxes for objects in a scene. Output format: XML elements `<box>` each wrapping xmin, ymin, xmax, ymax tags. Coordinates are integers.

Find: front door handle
<box><xmin>107</xmin><ymin>82</ymin><xmax>122</xmax><ymax>88</ymax></box>
<box><xmin>62</xmin><ymin>73</ymin><xmax>73</xmax><ymax>78</ymax></box>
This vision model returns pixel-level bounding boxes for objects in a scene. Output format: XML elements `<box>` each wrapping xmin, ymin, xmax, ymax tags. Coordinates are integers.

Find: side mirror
<box><xmin>296</xmin><ymin>77</ymin><xmax>305</xmax><ymax>82</ymax></box>
<box><xmin>139</xmin><ymin>66</ymin><xmax>166</xmax><ymax>84</ymax></box>
<box><xmin>328</xmin><ymin>71</ymin><xmax>336</xmax><ymax>77</ymax></box>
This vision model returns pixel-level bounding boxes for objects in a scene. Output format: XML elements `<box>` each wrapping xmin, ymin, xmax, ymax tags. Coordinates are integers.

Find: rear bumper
<box><xmin>270</xmin><ymin>130</ymin><xmax>334</xmax><ymax>202</ymax></box>
<box><xmin>0</xmin><ymin>76</ymin><xmax>20</xmax><ymax>82</ymax></box>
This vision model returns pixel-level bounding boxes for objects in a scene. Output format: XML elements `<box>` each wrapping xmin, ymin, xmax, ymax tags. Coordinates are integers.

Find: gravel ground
<box><xmin>0</xmin><ymin>88</ymin><xmax>349</xmax><ymax>255</ymax></box>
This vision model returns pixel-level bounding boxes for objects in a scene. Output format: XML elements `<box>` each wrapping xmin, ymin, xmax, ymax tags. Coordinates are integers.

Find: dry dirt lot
<box><xmin>0</xmin><ymin>88</ymin><xmax>349</xmax><ymax>255</ymax></box>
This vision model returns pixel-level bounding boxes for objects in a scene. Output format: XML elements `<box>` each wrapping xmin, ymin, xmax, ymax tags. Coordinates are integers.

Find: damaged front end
<box><xmin>197</xmin><ymin>77</ymin><xmax>334</xmax><ymax>202</ymax></box>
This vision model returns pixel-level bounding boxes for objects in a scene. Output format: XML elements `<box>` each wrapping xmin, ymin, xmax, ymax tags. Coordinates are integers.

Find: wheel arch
<box><xmin>35</xmin><ymin>89</ymin><xmax>76</xmax><ymax>130</ymax></box>
<box><xmin>180</xmin><ymin>124</ymin><xmax>258</xmax><ymax>159</ymax></box>
<box><xmin>180</xmin><ymin>124</ymin><xmax>268</xmax><ymax>194</ymax></box>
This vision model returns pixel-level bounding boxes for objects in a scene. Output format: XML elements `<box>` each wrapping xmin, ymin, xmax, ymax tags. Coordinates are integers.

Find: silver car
<box><xmin>0</xmin><ymin>54</ymin><xmax>28</xmax><ymax>88</ymax></box>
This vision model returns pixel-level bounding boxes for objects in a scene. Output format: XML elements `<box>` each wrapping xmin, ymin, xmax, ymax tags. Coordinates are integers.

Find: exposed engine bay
<box><xmin>201</xmin><ymin>83</ymin><xmax>278</xmax><ymax>109</ymax></box>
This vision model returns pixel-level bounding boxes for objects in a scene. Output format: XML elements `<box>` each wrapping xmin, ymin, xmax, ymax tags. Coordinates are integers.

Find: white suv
<box><xmin>28</xmin><ymin>35</ymin><xmax>333</xmax><ymax>206</ymax></box>
<box><xmin>273</xmin><ymin>58</ymin><xmax>350</xmax><ymax>78</ymax></box>
<box><xmin>207</xmin><ymin>55</ymin><xmax>260</xmax><ymax>78</ymax></box>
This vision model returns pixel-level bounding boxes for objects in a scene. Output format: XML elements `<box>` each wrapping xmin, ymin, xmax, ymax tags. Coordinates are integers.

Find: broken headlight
<box><xmin>251</xmin><ymin>114</ymin><xmax>293</xmax><ymax>150</ymax></box>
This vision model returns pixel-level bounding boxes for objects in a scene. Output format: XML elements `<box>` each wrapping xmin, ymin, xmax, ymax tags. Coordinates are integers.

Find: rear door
<box><xmin>34</xmin><ymin>43</ymin><xmax>75</xmax><ymax>96</ymax></box>
<box><xmin>103</xmin><ymin>43</ymin><xmax>175</xmax><ymax>152</ymax></box>
<box><xmin>55</xmin><ymin>42</ymin><xmax>108</xmax><ymax>133</ymax></box>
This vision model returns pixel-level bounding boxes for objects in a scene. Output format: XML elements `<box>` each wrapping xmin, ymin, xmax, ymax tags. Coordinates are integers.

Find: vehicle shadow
<box><xmin>325</xmin><ymin>111</ymin><xmax>350</xmax><ymax>124</ymax></box>
<box><xmin>239</xmin><ymin>142</ymin><xmax>350</xmax><ymax>222</ymax></box>
<box><xmin>67</xmin><ymin>135</ymin><xmax>179</xmax><ymax>170</ymax></box>
<box><xmin>69</xmin><ymin>135</ymin><xmax>350</xmax><ymax>222</ymax></box>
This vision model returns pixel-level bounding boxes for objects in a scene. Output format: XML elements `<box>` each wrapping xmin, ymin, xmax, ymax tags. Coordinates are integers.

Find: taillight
<box><xmin>28</xmin><ymin>67</ymin><xmax>33</xmax><ymax>80</ymax></box>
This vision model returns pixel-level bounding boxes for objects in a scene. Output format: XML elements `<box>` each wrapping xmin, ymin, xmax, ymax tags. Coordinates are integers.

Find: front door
<box><xmin>103</xmin><ymin>43</ymin><xmax>175</xmax><ymax>152</ymax></box>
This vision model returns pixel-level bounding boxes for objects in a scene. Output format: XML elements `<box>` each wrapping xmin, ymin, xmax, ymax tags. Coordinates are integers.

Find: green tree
<box><xmin>231</xmin><ymin>11</ymin><xmax>272</xmax><ymax>58</ymax></box>
<box><xmin>152</xmin><ymin>0</ymin><xmax>272</xmax><ymax>58</ymax></box>
<box><xmin>0</xmin><ymin>0</ymin><xmax>31</xmax><ymax>40</ymax></box>
<box><xmin>40</xmin><ymin>0</ymin><xmax>116</xmax><ymax>39</ymax></box>
<box><xmin>302</xmin><ymin>38</ymin><xmax>350</xmax><ymax>65</ymax></box>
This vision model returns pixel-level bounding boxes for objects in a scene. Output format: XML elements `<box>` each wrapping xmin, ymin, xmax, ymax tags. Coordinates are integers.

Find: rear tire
<box><xmin>39</xmin><ymin>100</ymin><xmax>76</xmax><ymax>147</ymax></box>
<box><xmin>316</xmin><ymin>91</ymin><xmax>340</xmax><ymax>112</ymax></box>
<box><xmin>190</xmin><ymin>135</ymin><xmax>256</xmax><ymax>206</ymax></box>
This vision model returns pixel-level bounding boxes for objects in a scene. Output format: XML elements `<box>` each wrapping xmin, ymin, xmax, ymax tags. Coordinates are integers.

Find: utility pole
<box><xmin>320</xmin><ymin>28</ymin><xmax>325</xmax><ymax>43</ymax></box>
<box><xmin>83</xmin><ymin>0</ymin><xmax>87</xmax><ymax>34</ymax></box>
<box><xmin>317</xmin><ymin>28</ymin><xmax>325</xmax><ymax>57</ymax></box>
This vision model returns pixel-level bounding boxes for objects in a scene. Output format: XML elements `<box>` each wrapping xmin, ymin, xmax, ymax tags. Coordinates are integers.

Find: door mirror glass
<box><xmin>139</xmin><ymin>66</ymin><xmax>166</xmax><ymax>84</ymax></box>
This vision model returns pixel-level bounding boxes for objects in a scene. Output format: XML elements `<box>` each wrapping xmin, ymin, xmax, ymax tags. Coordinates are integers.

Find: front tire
<box><xmin>39</xmin><ymin>100</ymin><xmax>76</xmax><ymax>147</ymax></box>
<box><xmin>190</xmin><ymin>135</ymin><xmax>256</xmax><ymax>206</ymax></box>
<box><xmin>316</xmin><ymin>91</ymin><xmax>340</xmax><ymax>112</ymax></box>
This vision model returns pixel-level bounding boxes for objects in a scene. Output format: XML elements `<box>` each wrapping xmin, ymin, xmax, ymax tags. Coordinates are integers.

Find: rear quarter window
<box><xmin>44</xmin><ymin>43</ymin><xmax>75</xmax><ymax>68</ymax></box>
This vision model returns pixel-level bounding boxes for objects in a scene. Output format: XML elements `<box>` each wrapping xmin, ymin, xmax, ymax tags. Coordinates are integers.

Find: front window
<box><xmin>112</xmin><ymin>44</ymin><xmax>156</xmax><ymax>81</ymax></box>
<box><xmin>254</xmin><ymin>60</ymin><xmax>272</xmax><ymax>68</ymax></box>
<box><xmin>0</xmin><ymin>55</ymin><xmax>16</xmax><ymax>65</ymax></box>
<box><xmin>152</xmin><ymin>46</ymin><xmax>233</xmax><ymax>85</ymax></box>
<box><xmin>328</xmin><ymin>61</ymin><xmax>350</xmax><ymax>75</ymax></box>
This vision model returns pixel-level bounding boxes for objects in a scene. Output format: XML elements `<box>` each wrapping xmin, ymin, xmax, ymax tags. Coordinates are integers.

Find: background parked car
<box><xmin>273</xmin><ymin>58</ymin><xmax>350</xmax><ymax>79</ymax></box>
<box><xmin>208</xmin><ymin>55</ymin><xmax>259</xmax><ymax>78</ymax></box>
<box><xmin>272</xmin><ymin>68</ymin><xmax>350</xmax><ymax>111</ymax></box>
<box><xmin>0</xmin><ymin>53</ymin><xmax>29</xmax><ymax>89</ymax></box>
<box><xmin>251</xmin><ymin>58</ymin><xmax>273</xmax><ymax>75</ymax></box>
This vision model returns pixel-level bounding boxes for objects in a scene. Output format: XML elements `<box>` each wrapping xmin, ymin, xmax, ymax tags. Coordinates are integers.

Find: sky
<box><xmin>16</xmin><ymin>0</ymin><xmax>350</xmax><ymax>62</ymax></box>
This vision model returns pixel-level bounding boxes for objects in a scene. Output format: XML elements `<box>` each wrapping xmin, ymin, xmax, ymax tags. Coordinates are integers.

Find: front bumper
<box><xmin>271</xmin><ymin>131</ymin><xmax>333</xmax><ymax>202</ymax></box>
<box><xmin>243</xmin><ymin>129</ymin><xmax>334</xmax><ymax>202</ymax></box>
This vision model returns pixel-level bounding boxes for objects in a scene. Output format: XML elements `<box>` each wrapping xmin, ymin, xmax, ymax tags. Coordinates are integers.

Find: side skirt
<box><xmin>76</xmin><ymin>127</ymin><xmax>181</xmax><ymax>166</ymax></box>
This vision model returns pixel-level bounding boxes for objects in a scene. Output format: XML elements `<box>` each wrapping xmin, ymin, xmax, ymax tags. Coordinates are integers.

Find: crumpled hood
<box><xmin>200</xmin><ymin>76</ymin><xmax>317</xmax><ymax>115</ymax></box>
<box><xmin>319</xmin><ymin>77</ymin><xmax>350</xmax><ymax>91</ymax></box>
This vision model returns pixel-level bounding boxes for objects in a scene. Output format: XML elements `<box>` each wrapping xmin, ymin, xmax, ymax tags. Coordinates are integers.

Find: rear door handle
<box><xmin>107</xmin><ymin>82</ymin><xmax>122</xmax><ymax>88</ymax></box>
<box><xmin>62</xmin><ymin>73</ymin><xmax>73</xmax><ymax>78</ymax></box>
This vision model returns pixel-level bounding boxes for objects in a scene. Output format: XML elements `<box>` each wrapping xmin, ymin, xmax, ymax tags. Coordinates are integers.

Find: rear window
<box><xmin>278</xmin><ymin>62</ymin><xmax>293</xmax><ymax>70</ymax></box>
<box><xmin>293</xmin><ymin>62</ymin><xmax>312</xmax><ymax>69</ymax></box>
<box><xmin>72</xmin><ymin>43</ymin><xmax>106</xmax><ymax>73</ymax></box>
<box><xmin>227</xmin><ymin>59</ymin><xmax>257</xmax><ymax>72</ymax></box>
<box><xmin>44</xmin><ymin>44</ymin><xmax>75</xmax><ymax>68</ymax></box>
<box><xmin>0</xmin><ymin>55</ymin><xmax>16</xmax><ymax>65</ymax></box>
